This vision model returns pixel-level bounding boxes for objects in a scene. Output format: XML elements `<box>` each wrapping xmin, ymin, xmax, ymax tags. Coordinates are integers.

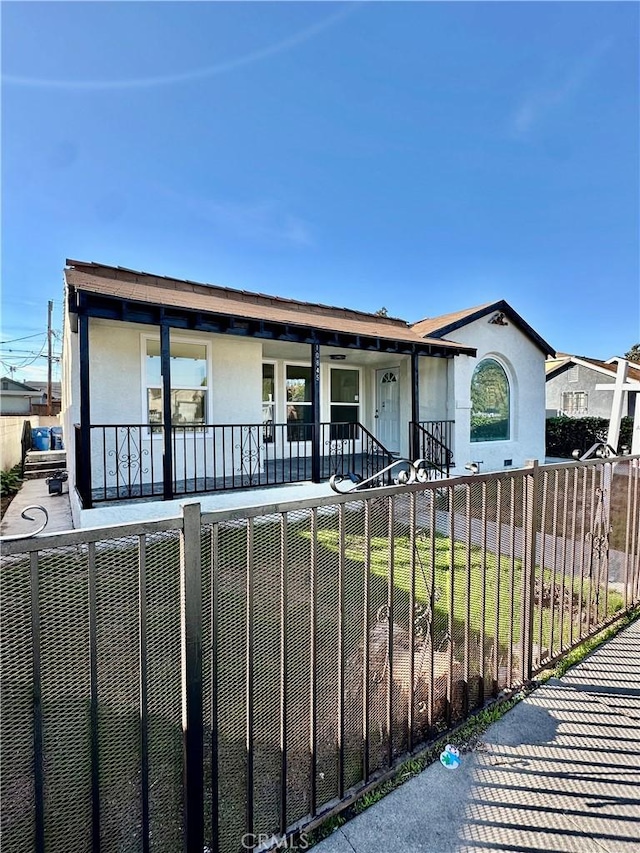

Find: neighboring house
<box><xmin>25</xmin><ymin>381</ymin><xmax>62</xmax><ymax>415</ymax></box>
<box><xmin>545</xmin><ymin>354</ymin><xmax>640</xmax><ymax>419</ymax></box>
<box><xmin>61</xmin><ymin>261</ymin><xmax>554</xmax><ymax>524</ymax></box>
<box><xmin>0</xmin><ymin>376</ymin><xmax>39</xmax><ymax>415</ymax></box>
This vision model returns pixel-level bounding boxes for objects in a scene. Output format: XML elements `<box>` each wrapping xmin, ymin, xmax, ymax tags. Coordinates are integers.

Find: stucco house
<box><xmin>545</xmin><ymin>354</ymin><xmax>640</xmax><ymax>419</ymax></box>
<box><xmin>61</xmin><ymin>261</ymin><xmax>554</xmax><ymax>524</ymax></box>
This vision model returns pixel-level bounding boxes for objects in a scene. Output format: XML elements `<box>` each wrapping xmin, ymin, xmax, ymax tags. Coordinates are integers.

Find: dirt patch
<box><xmin>1</xmin><ymin>493</ymin><xmax>16</xmax><ymax>521</ymax></box>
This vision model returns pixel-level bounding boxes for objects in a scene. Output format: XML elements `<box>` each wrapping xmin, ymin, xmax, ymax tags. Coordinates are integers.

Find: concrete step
<box><xmin>24</xmin><ymin>452</ymin><xmax>67</xmax><ymax>479</ymax></box>
<box><xmin>26</xmin><ymin>450</ymin><xmax>66</xmax><ymax>463</ymax></box>
<box><xmin>24</xmin><ymin>464</ymin><xmax>67</xmax><ymax>480</ymax></box>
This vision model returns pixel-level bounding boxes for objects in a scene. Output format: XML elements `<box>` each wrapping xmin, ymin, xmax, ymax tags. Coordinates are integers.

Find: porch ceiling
<box><xmin>262</xmin><ymin>341</ymin><xmax>421</xmax><ymax>364</ymax></box>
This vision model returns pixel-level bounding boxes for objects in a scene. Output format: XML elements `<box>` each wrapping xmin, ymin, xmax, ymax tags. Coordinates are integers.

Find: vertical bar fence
<box><xmin>2</xmin><ymin>456</ymin><xmax>640</xmax><ymax>852</ymax></box>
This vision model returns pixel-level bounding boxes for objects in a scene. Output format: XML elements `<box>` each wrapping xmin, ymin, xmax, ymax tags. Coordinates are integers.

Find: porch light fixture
<box><xmin>330</xmin><ymin>354</ymin><xmax>346</xmax><ymax>360</ymax></box>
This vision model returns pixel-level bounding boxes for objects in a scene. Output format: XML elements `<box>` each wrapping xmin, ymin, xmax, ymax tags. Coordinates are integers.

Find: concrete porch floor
<box><xmin>78</xmin><ymin>479</ymin><xmax>338</xmax><ymax>528</ymax></box>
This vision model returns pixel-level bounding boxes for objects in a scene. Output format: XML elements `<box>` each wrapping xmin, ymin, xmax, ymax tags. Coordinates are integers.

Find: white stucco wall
<box><xmin>446</xmin><ymin>316</ymin><xmax>547</xmax><ymax>474</ymax></box>
<box><xmin>61</xmin><ymin>315</ymin><xmax>265</xmax><ymax>519</ymax></box>
<box><xmin>419</xmin><ymin>357</ymin><xmax>450</xmax><ymax>422</ymax></box>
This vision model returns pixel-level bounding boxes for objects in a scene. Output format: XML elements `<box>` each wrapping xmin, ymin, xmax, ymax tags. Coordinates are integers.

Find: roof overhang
<box><xmin>416</xmin><ymin>299</ymin><xmax>555</xmax><ymax>357</ymax></box>
<box><xmin>65</xmin><ymin>262</ymin><xmax>477</xmax><ymax>358</ymax></box>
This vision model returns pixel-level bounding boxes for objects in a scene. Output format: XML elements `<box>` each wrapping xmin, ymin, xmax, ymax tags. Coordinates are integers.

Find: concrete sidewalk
<box><xmin>0</xmin><ymin>477</ymin><xmax>73</xmax><ymax>538</ymax></box>
<box><xmin>314</xmin><ymin>618</ymin><xmax>640</xmax><ymax>853</ymax></box>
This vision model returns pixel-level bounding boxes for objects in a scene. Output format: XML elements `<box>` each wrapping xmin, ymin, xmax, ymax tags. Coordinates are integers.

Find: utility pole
<box><xmin>47</xmin><ymin>299</ymin><xmax>53</xmax><ymax>416</ymax></box>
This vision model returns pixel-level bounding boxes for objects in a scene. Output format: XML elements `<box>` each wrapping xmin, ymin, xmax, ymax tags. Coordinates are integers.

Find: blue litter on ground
<box><xmin>440</xmin><ymin>744</ymin><xmax>461</xmax><ymax>769</ymax></box>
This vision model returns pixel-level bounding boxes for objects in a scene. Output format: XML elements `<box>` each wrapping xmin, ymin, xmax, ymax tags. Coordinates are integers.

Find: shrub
<box><xmin>0</xmin><ymin>466</ymin><xmax>22</xmax><ymax>497</ymax></box>
<box><xmin>546</xmin><ymin>416</ymin><xmax>633</xmax><ymax>458</ymax></box>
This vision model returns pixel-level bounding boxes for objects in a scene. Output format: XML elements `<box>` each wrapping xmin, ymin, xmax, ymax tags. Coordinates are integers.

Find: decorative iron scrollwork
<box><xmin>1</xmin><ymin>505</ymin><xmax>49</xmax><ymax>540</ymax></box>
<box><xmin>330</xmin><ymin>457</ymin><xmax>433</xmax><ymax>493</ymax></box>
<box><xmin>236</xmin><ymin>426</ymin><xmax>261</xmax><ymax>484</ymax></box>
<box><xmin>324</xmin><ymin>437</ymin><xmax>351</xmax><ymax>475</ymax></box>
<box><xmin>107</xmin><ymin>427</ymin><xmax>149</xmax><ymax>488</ymax></box>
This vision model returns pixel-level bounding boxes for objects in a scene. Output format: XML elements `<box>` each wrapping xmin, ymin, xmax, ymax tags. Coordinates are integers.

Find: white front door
<box><xmin>375</xmin><ymin>368</ymin><xmax>400</xmax><ymax>453</ymax></box>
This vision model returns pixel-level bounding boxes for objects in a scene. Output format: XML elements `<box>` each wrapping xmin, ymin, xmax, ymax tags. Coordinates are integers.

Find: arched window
<box><xmin>470</xmin><ymin>358</ymin><xmax>510</xmax><ymax>442</ymax></box>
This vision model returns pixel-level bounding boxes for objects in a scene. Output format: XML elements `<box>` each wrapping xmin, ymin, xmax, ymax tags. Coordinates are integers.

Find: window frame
<box><xmin>262</xmin><ymin>360</ymin><xmax>277</xmax><ymax>443</ymax></box>
<box><xmin>470</xmin><ymin>356</ymin><xmax>511</xmax><ymax>444</ymax></box>
<box><xmin>140</xmin><ymin>333</ymin><xmax>212</xmax><ymax>436</ymax></box>
<box><xmin>284</xmin><ymin>361</ymin><xmax>313</xmax><ymax>443</ymax></box>
<box><xmin>561</xmin><ymin>390</ymin><xmax>588</xmax><ymax>416</ymax></box>
<box><xmin>329</xmin><ymin>365</ymin><xmax>361</xmax><ymax>424</ymax></box>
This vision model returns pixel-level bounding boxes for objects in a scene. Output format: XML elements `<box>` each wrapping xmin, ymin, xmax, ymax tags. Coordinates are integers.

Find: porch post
<box><xmin>411</xmin><ymin>352</ymin><xmax>420</xmax><ymax>460</ymax></box>
<box><xmin>161</xmin><ymin>323</ymin><xmax>174</xmax><ymax>500</ymax></box>
<box><xmin>79</xmin><ymin>312</ymin><xmax>93</xmax><ymax>509</ymax></box>
<box><xmin>311</xmin><ymin>343</ymin><xmax>321</xmax><ymax>483</ymax></box>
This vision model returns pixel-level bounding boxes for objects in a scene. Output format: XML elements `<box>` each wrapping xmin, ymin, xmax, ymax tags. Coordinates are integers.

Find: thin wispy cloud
<box><xmin>204</xmin><ymin>199</ymin><xmax>314</xmax><ymax>247</ymax></box>
<box><xmin>158</xmin><ymin>186</ymin><xmax>314</xmax><ymax>248</ymax></box>
<box><xmin>3</xmin><ymin>3</ymin><xmax>358</xmax><ymax>91</ymax></box>
<box><xmin>511</xmin><ymin>37</ymin><xmax>614</xmax><ymax>137</ymax></box>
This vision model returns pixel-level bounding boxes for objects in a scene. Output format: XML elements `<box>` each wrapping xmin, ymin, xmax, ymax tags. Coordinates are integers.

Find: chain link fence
<box><xmin>2</xmin><ymin>457</ymin><xmax>639</xmax><ymax>852</ymax></box>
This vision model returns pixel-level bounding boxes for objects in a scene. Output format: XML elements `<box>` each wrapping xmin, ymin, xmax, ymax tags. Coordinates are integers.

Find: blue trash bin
<box><xmin>51</xmin><ymin>426</ymin><xmax>64</xmax><ymax>450</ymax></box>
<box><xmin>31</xmin><ymin>427</ymin><xmax>51</xmax><ymax>451</ymax></box>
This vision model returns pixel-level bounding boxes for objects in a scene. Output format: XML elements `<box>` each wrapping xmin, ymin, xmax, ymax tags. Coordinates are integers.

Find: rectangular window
<box><xmin>331</xmin><ymin>368</ymin><xmax>360</xmax><ymax>439</ymax></box>
<box><xmin>146</xmin><ymin>339</ymin><xmax>208</xmax><ymax>428</ymax></box>
<box><xmin>286</xmin><ymin>365</ymin><xmax>312</xmax><ymax>441</ymax></box>
<box><xmin>262</xmin><ymin>363</ymin><xmax>275</xmax><ymax>443</ymax></box>
<box><xmin>562</xmin><ymin>391</ymin><xmax>588</xmax><ymax>415</ymax></box>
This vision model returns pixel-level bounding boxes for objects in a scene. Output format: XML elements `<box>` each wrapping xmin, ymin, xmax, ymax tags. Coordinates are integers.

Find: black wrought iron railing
<box><xmin>86</xmin><ymin>421</ymin><xmax>395</xmax><ymax>503</ymax></box>
<box><xmin>320</xmin><ymin>421</ymin><xmax>395</xmax><ymax>485</ymax></box>
<box><xmin>171</xmin><ymin>422</ymin><xmax>314</xmax><ymax>496</ymax></box>
<box><xmin>20</xmin><ymin>419</ymin><xmax>32</xmax><ymax>478</ymax></box>
<box><xmin>409</xmin><ymin>419</ymin><xmax>454</xmax><ymax>477</ymax></box>
<box><xmin>88</xmin><ymin>424</ymin><xmax>165</xmax><ymax>503</ymax></box>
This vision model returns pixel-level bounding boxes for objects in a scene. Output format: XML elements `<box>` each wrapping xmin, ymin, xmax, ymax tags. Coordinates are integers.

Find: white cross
<box><xmin>595</xmin><ymin>358</ymin><xmax>640</xmax><ymax>454</ymax></box>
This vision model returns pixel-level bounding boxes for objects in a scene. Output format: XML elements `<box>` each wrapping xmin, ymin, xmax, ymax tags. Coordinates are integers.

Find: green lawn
<box><xmin>309</xmin><ymin>522</ymin><xmax>624</xmax><ymax>663</ymax></box>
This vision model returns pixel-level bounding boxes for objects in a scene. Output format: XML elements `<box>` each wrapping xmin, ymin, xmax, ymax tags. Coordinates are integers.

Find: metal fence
<box><xmin>1</xmin><ymin>455</ymin><xmax>639</xmax><ymax>853</ymax></box>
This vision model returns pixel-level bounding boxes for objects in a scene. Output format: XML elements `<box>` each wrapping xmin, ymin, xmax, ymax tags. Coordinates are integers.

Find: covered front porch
<box><xmin>65</xmin><ymin>261</ymin><xmax>471</xmax><ymax>511</ymax></box>
<box><xmin>76</xmin><ymin>416</ymin><xmax>455</xmax><ymax>506</ymax></box>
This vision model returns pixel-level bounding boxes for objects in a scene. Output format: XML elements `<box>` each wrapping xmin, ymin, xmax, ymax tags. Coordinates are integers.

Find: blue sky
<box><xmin>2</xmin><ymin>1</ymin><xmax>638</xmax><ymax>382</ymax></box>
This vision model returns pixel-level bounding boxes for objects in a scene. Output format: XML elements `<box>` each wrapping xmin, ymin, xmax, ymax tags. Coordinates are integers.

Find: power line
<box><xmin>0</xmin><ymin>332</ymin><xmax>47</xmax><ymax>344</ymax></box>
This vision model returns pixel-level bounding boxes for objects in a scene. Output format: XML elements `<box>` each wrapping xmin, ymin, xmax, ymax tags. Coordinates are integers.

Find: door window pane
<box><xmin>287</xmin><ymin>404</ymin><xmax>313</xmax><ymax>441</ymax></box>
<box><xmin>262</xmin><ymin>363</ymin><xmax>275</xmax><ymax>403</ymax></box>
<box><xmin>171</xmin><ymin>389</ymin><xmax>206</xmax><ymax>425</ymax></box>
<box><xmin>286</xmin><ymin>365</ymin><xmax>312</xmax><ymax>441</ymax></box>
<box><xmin>262</xmin><ymin>364</ymin><xmax>275</xmax><ymax>442</ymax></box>
<box><xmin>286</xmin><ymin>366</ymin><xmax>312</xmax><ymax>403</ymax></box>
<box><xmin>148</xmin><ymin>389</ymin><xmax>163</xmax><ymax>425</ymax></box>
<box><xmin>331</xmin><ymin>369</ymin><xmax>359</xmax><ymax>403</ymax></box>
<box><xmin>146</xmin><ymin>338</ymin><xmax>208</xmax><ymax>427</ymax></box>
<box><xmin>146</xmin><ymin>340</ymin><xmax>207</xmax><ymax>387</ymax></box>
<box><xmin>331</xmin><ymin>405</ymin><xmax>358</xmax><ymax>424</ymax></box>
